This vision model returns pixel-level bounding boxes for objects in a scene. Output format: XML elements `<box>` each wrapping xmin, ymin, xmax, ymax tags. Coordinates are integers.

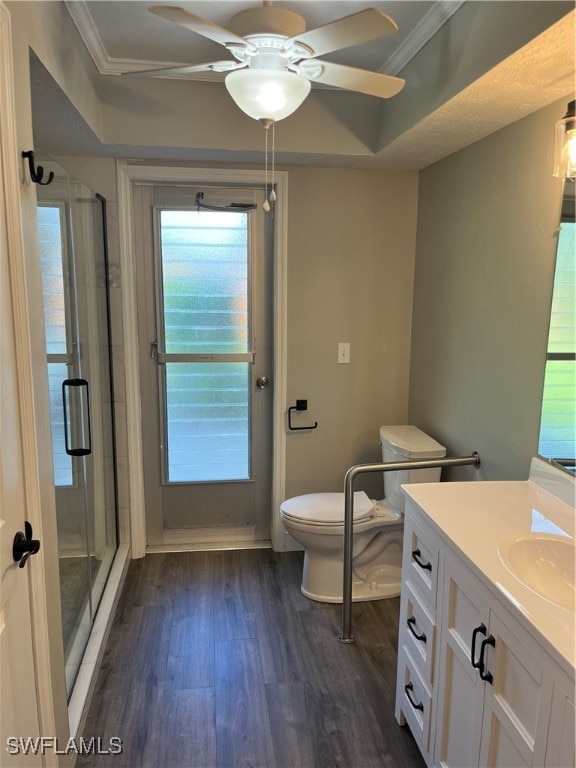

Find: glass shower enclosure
<box><xmin>36</xmin><ymin>161</ymin><xmax>118</xmax><ymax>696</ymax></box>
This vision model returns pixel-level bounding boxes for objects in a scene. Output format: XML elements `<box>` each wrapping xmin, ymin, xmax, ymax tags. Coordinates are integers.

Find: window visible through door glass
<box><xmin>159</xmin><ymin>209</ymin><xmax>250</xmax><ymax>482</ymax></box>
<box><xmin>38</xmin><ymin>205</ymin><xmax>73</xmax><ymax>486</ymax></box>
<box><xmin>160</xmin><ymin>210</ymin><xmax>249</xmax><ymax>354</ymax></box>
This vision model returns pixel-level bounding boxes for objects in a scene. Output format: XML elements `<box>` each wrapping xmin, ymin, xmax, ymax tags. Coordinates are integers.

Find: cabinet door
<box><xmin>545</xmin><ymin>690</ymin><xmax>575</xmax><ymax>768</ymax></box>
<box><xmin>478</xmin><ymin>613</ymin><xmax>553</xmax><ymax>768</ymax></box>
<box><xmin>434</xmin><ymin>559</ymin><xmax>488</xmax><ymax>768</ymax></box>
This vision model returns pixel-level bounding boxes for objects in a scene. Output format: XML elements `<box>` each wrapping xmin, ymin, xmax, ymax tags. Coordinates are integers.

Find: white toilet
<box><xmin>280</xmin><ymin>425</ymin><xmax>446</xmax><ymax>602</ymax></box>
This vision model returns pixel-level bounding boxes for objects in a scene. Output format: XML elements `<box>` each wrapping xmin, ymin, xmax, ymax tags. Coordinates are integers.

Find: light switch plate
<box><xmin>338</xmin><ymin>342</ymin><xmax>350</xmax><ymax>364</ymax></box>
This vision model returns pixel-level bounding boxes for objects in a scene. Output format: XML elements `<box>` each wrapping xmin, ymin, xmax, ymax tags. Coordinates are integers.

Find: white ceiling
<box><xmin>30</xmin><ymin>2</ymin><xmax>576</xmax><ymax>169</ymax></box>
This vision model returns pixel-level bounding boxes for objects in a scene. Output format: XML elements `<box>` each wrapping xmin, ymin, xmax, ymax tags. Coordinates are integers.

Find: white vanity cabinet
<box><xmin>435</xmin><ymin>557</ymin><xmax>554</xmax><ymax>767</ymax></box>
<box><xmin>395</xmin><ymin>491</ymin><xmax>575</xmax><ymax>768</ymax></box>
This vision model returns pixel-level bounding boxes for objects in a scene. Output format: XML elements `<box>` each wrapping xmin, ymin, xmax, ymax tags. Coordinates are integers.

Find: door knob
<box><xmin>13</xmin><ymin>522</ymin><xmax>41</xmax><ymax>569</ymax></box>
<box><xmin>256</xmin><ymin>376</ymin><xmax>270</xmax><ymax>389</ymax></box>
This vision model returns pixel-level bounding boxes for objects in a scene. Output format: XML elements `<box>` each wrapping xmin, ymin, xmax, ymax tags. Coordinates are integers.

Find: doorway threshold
<box><xmin>147</xmin><ymin>540</ymin><xmax>272</xmax><ymax>553</ymax></box>
<box><xmin>147</xmin><ymin>524</ymin><xmax>272</xmax><ymax>552</ymax></box>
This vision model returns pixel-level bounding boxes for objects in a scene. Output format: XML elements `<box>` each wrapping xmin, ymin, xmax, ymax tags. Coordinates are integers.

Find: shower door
<box><xmin>37</xmin><ymin>163</ymin><xmax>118</xmax><ymax>696</ymax></box>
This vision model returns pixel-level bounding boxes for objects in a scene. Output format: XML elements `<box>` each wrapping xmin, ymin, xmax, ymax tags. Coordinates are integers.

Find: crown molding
<box><xmin>64</xmin><ymin>1</ymin><xmax>190</xmax><ymax>76</ymax></box>
<box><xmin>65</xmin><ymin>1</ymin><xmax>111</xmax><ymax>74</ymax></box>
<box><xmin>380</xmin><ymin>1</ymin><xmax>465</xmax><ymax>76</ymax></box>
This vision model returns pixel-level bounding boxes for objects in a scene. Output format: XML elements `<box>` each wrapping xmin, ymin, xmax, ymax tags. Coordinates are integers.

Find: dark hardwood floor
<box><xmin>77</xmin><ymin>549</ymin><xmax>426</xmax><ymax>768</ymax></box>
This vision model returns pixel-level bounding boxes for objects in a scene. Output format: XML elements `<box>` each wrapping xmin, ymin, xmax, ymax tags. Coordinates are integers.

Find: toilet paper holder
<box><xmin>288</xmin><ymin>400</ymin><xmax>318</xmax><ymax>431</ymax></box>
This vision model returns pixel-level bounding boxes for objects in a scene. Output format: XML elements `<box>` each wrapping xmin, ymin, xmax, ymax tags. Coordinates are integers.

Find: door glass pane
<box><xmin>165</xmin><ymin>362</ymin><xmax>249</xmax><ymax>482</ymax></box>
<box><xmin>159</xmin><ymin>209</ymin><xmax>249</xmax><ymax>354</ymax></box>
<box><xmin>159</xmin><ymin>207</ymin><xmax>252</xmax><ymax>484</ymax></box>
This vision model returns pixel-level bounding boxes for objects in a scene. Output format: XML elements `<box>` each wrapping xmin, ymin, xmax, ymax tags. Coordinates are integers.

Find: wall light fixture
<box><xmin>554</xmin><ymin>100</ymin><xmax>576</xmax><ymax>179</ymax></box>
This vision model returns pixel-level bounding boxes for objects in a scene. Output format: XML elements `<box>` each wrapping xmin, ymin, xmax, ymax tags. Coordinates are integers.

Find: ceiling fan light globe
<box><xmin>225</xmin><ymin>69</ymin><xmax>310</xmax><ymax>122</ymax></box>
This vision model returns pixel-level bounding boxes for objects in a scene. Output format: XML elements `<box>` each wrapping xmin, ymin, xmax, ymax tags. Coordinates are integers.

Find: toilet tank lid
<box><xmin>379</xmin><ymin>425</ymin><xmax>446</xmax><ymax>458</ymax></box>
<box><xmin>280</xmin><ymin>492</ymin><xmax>374</xmax><ymax>524</ymax></box>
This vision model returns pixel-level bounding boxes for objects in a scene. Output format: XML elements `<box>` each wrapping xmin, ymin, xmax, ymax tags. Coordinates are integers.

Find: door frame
<box><xmin>1</xmin><ymin>0</ymin><xmax>68</xmax><ymax>756</ymax></box>
<box><xmin>116</xmin><ymin>164</ymin><xmax>288</xmax><ymax>556</ymax></box>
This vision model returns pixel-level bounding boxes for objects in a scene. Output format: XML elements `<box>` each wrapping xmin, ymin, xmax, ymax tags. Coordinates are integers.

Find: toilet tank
<box><xmin>379</xmin><ymin>425</ymin><xmax>446</xmax><ymax>514</ymax></box>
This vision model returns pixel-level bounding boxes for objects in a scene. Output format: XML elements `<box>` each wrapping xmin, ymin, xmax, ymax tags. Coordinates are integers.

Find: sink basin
<box><xmin>498</xmin><ymin>534</ymin><xmax>575</xmax><ymax>610</ymax></box>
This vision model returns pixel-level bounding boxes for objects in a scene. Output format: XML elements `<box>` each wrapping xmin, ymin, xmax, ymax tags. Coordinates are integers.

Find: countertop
<box><xmin>402</xmin><ymin>458</ymin><xmax>575</xmax><ymax>674</ymax></box>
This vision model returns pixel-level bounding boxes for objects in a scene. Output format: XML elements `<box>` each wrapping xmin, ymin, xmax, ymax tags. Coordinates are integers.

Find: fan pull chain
<box><xmin>263</xmin><ymin>123</ymin><xmax>270</xmax><ymax>212</ymax></box>
<box><xmin>261</xmin><ymin>119</ymin><xmax>276</xmax><ymax>213</ymax></box>
<box><xmin>270</xmin><ymin>122</ymin><xmax>277</xmax><ymax>203</ymax></box>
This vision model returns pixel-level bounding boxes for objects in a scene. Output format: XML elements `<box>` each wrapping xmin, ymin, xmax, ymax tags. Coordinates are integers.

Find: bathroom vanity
<box><xmin>395</xmin><ymin>458</ymin><xmax>575</xmax><ymax>768</ymax></box>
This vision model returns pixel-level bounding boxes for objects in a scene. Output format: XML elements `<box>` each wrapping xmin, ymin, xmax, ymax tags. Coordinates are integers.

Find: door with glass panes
<box><xmin>135</xmin><ymin>184</ymin><xmax>273</xmax><ymax>547</ymax></box>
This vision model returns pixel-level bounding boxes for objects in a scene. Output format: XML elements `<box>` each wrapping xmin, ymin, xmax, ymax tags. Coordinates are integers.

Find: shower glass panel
<box><xmin>37</xmin><ymin>162</ymin><xmax>118</xmax><ymax>697</ymax></box>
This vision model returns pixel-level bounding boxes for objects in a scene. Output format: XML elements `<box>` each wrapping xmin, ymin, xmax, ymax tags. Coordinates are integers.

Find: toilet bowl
<box><xmin>280</xmin><ymin>425</ymin><xmax>446</xmax><ymax>603</ymax></box>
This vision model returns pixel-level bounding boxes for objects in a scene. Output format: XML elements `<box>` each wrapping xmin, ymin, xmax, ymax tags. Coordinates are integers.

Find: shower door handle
<box><xmin>62</xmin><ymin>378</ymin><xmax>92</xmax><ymax>456</ymax></box>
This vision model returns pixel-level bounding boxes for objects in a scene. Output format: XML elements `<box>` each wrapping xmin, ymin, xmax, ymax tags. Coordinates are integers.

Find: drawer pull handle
<box><xmin>404</xmin><ymin>682</ymin><xmax>424</xmax><ymax>712</ymax></box>
<box><xmin>412</xmin><ymin>548</ymin><xmax>432</xmax><ymax>571</ymax></box>
<box><xmin>471</xmin><ymin>623</ymin><xmax>487</xmax><ymax>670</ymax></box>
<box><xmin>478</xmin><ymin>634</ymin><xmax>496</xmax><ymax>684</ymax></box>
<box><xmin>407</xmin><ymin>615</ymin><xmax>427</xmax><ymax>643</ymax></box>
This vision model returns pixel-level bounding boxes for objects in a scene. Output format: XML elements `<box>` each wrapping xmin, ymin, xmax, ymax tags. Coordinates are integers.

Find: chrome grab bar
<box><xmin>338</xmin><ymin>452</ymin><xmax>481</xmax><ymax>644</ymax></box>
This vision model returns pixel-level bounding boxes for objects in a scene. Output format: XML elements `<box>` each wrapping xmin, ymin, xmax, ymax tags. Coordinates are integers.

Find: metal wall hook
<box><xmin>22</xmin><ymin>150</ymin><xmax>54</xmax><ymax>185</ymax></box>
<box><xmin>288</xmin><ymin>400</ymin><xmax>318</xmax><ymax>431</ymax></box>
<box><xmin>13</xmin><ymin>521</ymin><xmax>41</xmax><ymax>568</ymax></box>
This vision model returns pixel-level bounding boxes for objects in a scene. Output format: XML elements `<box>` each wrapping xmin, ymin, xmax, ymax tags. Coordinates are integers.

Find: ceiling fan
<box><xmin>128</xmin><ymin>2</ymin><xmax>406</xmax><ymax>122</ymax></box>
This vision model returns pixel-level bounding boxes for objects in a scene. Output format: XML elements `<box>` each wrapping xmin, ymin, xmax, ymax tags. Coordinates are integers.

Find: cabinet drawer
<box><xmin>401</xmin><ymin>581</ymin><xmax>436</xmax><ymax>684</ymax></box>
<box><xmin>397</xmin><ymin>647</ymin><xmax>433</xmax><ymax>755</ymax></box>
<box><xmin>404</xmin><ymin>517</ymin><xmax>439</xmax><ymax>609</ymax></box>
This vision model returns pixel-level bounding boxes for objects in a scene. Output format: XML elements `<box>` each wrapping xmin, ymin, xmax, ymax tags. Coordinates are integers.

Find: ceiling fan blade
<box><xmin>123</xmin><ymin>61</ymin><xmax>243</xmax><ymax>78</ymax></box>
<box><xmin>288</xmin><ymin>9</ymin><xmax>398</xmax><ymax>58</ymax></box>
<box><xmin>148</xmin><ymin>6</ymin><xmax>250</xmax><ymax>49</ymax></box>
<box><xmin>304</xmin><ymin>60</ymin><xmax>405</xmax><ymax>99</ymax></box>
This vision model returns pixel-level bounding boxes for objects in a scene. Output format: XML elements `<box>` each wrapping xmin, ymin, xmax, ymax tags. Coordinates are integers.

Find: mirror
<box><xmin>538</xmin><ymin>180</ymin><xmax>575</xmax><ymax>474</ymax></box>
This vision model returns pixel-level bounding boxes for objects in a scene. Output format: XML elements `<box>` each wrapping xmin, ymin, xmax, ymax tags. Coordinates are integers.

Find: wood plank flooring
<box><xmin>77</xmin><ymin>549</ymin><xmax>426</xmax><ymax>768</ymax></box>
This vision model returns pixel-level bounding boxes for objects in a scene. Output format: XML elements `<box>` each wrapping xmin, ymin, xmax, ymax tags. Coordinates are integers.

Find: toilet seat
<box><xmin>280</xmin><ymin>491</ymin><xmax>374</xmax><ymax>526</ymax></box>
